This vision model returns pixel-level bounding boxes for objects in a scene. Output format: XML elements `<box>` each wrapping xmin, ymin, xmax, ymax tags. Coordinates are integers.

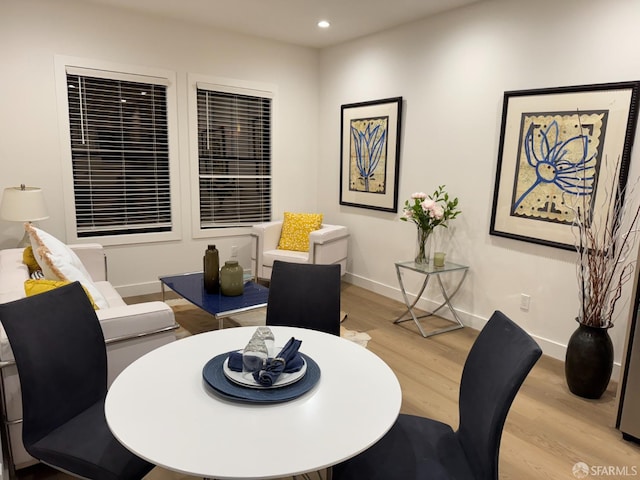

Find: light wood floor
<box><xmin>16</xmin><ymin>282</ymin><xmax>640</xmax><ymax>479</ymax></box>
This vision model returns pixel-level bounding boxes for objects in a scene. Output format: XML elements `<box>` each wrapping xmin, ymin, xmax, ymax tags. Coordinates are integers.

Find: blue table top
<box><xmin>159</xmin><ymin>272</ymin><xmax>269</xmax><ymax>318</ymax></box>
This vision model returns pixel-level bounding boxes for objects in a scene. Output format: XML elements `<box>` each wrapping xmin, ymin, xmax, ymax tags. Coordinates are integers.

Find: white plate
<box><xmin>222</xmin><ymin>354</ymin><xmax>307</xmax><ymax>390</ymax></box>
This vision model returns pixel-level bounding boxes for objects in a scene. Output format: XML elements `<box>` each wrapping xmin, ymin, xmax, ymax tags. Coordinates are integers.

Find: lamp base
<box><xmin>17</xmin><ymin>230</ymin><xmax>31</xmax><ymax>248</ymax></box>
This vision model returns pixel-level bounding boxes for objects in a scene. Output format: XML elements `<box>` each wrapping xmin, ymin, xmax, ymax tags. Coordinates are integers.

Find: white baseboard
<box><xmin>342</xmin><ymin>273</ymin><xmax>621</xmax><ymax>381</ymax></box>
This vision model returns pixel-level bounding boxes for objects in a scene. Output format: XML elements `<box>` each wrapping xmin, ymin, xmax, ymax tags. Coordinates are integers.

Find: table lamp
<box><xmin>0</xmin><ymin>184</ymin><xmax>49</xmax><ymax>247</ymax></box>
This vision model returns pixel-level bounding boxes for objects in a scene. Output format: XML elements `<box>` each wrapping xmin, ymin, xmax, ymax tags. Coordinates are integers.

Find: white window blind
<box><xmin>66</xmin><ymin>71</ymin><xmax>172</xmax><ymax>237</ymax></box>
<box><xmin>196</xmin><ymin>86</ymin><xmax>272</xmax><ymax>228</ymax></box>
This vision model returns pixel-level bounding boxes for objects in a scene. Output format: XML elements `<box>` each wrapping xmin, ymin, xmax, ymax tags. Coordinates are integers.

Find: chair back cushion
<box><xmin>0</xmin><ymin>282</ymin><xmax>107</xmax><ymax>449</ymax></box>
<box><xmin>457</xmin><ymin>310</ymin><xmax>542</xmax><ymax>479</ymax></box>
<box><xmin>277</xmin><ymin>212</ymin><xmax>323</xmax><ymax>252</ymax></box>
<box><xmin>266</xmin><ymin>261</ymin><xmax>341</xmax><ymax>336</ymax></box>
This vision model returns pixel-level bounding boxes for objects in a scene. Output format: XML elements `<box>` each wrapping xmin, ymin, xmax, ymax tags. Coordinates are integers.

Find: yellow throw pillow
<box><xmin>22</xmin><ymin>246</ymin><xmax>41</xmax><ymax>274</ymax></box>
<box><xmin>277</xmin><ymin>212</ymin><xmax>323</xmax><ymax>252</ymax></box>
<box><xmin>24</xmin><ymin>279</ymin><xmax>99</xmax><ymax>310</ymax></box>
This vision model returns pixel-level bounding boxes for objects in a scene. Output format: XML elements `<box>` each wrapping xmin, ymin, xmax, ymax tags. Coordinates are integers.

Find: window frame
<box><xmin>188</xmin><ymin>74</ymin><xmax>276</xmax><ymax>239</ymax></box>
<box><xmin>55</xmin><ymin>56</ymin><xmax>181</xmax><ymax>246</ymax></box>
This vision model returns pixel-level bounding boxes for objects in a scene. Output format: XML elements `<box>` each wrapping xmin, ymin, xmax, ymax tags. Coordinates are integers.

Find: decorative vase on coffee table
<box><xmin>564</xmin><ymin>319</ymin><xmax>614</xmax><ymax>399</ymax></box>
<box><xmin>220</xmin><ymin>260</ymin><xmax>244</xmax><ymax>296</ymax></box>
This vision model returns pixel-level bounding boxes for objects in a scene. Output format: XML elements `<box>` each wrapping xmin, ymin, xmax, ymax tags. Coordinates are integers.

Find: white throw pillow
<box><xmin>26</xmin><ymin>224</ymin><xmax>109</xmax><ymax>309</ymax></box>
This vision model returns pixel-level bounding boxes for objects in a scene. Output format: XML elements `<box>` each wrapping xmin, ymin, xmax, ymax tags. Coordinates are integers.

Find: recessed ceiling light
<box><xmin>317</xmin><ymin>20</ymin><xmax>330</xmax><ymax>29</ymax></box>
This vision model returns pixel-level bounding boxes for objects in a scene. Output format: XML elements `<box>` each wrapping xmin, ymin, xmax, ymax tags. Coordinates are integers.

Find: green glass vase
<box><xmin>220</xmin><ymin>260</ymin><xmax>244</xmax><ymax>296</ymax></box>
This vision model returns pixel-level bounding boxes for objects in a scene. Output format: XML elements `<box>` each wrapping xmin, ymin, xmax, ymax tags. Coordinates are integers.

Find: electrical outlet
<box><xmin>520</xmin><ymin>293</ymin><xmax>531</xmax><ymax>311</ymax></box>
<box><xmin>231</xmin><ymin>245</ymin><xmax>238</xmax><ymax>257</ymax></box>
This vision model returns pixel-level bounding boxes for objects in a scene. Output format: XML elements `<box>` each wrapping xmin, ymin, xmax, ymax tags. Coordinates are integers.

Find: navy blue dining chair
<box><xmin>0</xmin><ymin>282</ymin><xmax>154</xmax><ymax>480</ymax></box>
<box><xmin>266</xmin><ymin>260</ymin><xmax>342</xmax><ymax>336</ymax></box>
<box><xmin>332</xmin><ymin>310</ymin><xmax>542</xmax><ymax>480</ymax></box>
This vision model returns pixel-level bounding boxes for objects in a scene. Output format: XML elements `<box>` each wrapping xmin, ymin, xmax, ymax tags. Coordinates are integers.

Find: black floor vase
<box><xmin>565</xmin><ymin>321</ymin><xmax>614</xmax><ymax>399</ymax></box>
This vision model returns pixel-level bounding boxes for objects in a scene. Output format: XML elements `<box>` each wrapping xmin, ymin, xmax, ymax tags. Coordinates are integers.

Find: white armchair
<box><xmin>251</xmin><ymin>221</ymin><xmax>349</xmax><ymax>280</ymax></box>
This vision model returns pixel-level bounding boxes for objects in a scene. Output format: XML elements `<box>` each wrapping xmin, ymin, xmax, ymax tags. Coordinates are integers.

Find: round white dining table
<box><xmin>105</xmin><ymin>326</ymin><xmax>402</xmax><ymax>479</ymax></box>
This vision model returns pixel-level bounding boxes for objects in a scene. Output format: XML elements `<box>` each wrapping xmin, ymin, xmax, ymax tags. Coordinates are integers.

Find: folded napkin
<box><xmin>253</xmin><ymin>337</ymin><xmax>303</xmax><ymax>386</ymax></box>
<box><xmin>227</xmin><ymin>338</ymin><xmax>304</xmax><ymax>378</ymax></box>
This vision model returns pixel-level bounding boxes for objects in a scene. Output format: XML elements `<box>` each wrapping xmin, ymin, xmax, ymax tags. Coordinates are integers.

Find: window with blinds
<box><xmin>66</xmin><ymin>71</ymin><xmax>171</xmax><ymax>237</ymax></box>
<box><xmin>196</xmin><ymin>87</ymin><xmax>271</xmax><ymax>228</ymax></box>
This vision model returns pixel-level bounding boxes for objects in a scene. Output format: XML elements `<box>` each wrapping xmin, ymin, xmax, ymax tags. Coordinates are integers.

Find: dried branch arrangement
<box><xmin>569</xmin><ymin>158</ymin><xmax>640</xmax><ymax>328</ymax></box>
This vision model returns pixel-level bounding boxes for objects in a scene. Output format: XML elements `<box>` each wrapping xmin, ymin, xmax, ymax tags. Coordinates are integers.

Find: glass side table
<box><xmin>394</xmin><ymin>260</ymin><xmax>469</xmax><ymax>338</ymax></box>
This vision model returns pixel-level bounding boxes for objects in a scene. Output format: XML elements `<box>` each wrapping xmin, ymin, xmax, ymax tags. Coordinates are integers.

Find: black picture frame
<box><xmin>340</xmin><ymin>97</ymin><xmax>403</xmax><ymax>212</ymax></box>
<box><xmin>490</xmin><ymin>81</ymin><xmax>640</xmax><ymax>250</ymax></box>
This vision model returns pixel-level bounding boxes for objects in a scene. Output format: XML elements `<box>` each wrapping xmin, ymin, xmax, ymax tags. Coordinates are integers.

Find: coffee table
<box><xmin>159</xmin><ymin>272</ymin><xmax>269</xmax><ymax>329</ymax></box>
<box><xmin>105</xmin><ymin>325</ymin><xmax>402</xmax><ymax>479</ymax></box>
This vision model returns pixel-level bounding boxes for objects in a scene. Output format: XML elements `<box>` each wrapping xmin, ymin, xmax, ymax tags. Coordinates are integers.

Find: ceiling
<box><xmin>82</xmin><ymin>0</ymin><xmax>483</xmax><ymax>48</ymax></box>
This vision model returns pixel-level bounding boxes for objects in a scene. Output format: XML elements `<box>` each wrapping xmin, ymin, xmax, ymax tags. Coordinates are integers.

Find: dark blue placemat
<box><xmin>202</xmin><ymin>352</ymin><xmax>320</xmax><ymax>403</ymax></box>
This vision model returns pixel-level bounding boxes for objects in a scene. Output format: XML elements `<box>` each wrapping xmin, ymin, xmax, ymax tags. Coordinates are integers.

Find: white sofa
<box><xmin>0</xmin><ymin>244</ymin><xmax>177</xmax><ymax>471</ymax></box>
<box><xmin>251</xmin><ymin>221</ymin><xmax>349</xmax><ymax>280</ymax></box>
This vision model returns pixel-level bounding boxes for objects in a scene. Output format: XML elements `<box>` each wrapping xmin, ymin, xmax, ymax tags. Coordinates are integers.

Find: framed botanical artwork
<box><xmin>490</xmin><ymin>81</ymin><xmax>640</xmax><ymax>250</ymax></box>
<box><xmin>340</xmin><ymin>97</ymin><xmax>403</xmax><ymax>212</ymax></box>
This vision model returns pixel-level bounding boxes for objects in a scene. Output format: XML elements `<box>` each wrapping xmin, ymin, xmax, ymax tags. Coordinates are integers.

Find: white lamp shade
<box><xmin>0</xmin><ymin>186</ymin><xmax>49</xmax><ymax>222</ymax></box>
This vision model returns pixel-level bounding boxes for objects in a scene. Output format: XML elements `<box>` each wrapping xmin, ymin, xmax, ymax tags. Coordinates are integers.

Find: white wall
<box><xmin>318</xmin><ymin>0</ymin><xmax>640</xmax><ymax>371</ymax></box>
<box><xmin>0</xmin><ymin>0</ymin><xmax>320</xmax><ymax>295</ymax></box>
<box><xmin>2</xmin><ymin>0</ymin><xmax>639</xmax><ymax>371</ymax></box>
